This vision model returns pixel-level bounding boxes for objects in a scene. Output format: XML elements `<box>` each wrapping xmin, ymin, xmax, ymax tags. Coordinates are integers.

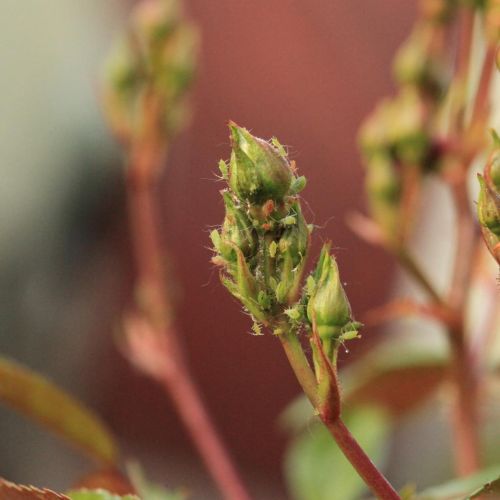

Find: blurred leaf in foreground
<box><xmin>0</xmin><ymin>477</ymin><xmax>69</xmax><ymax>499</ymax></box>
<box><xmin>341</xmin><ymin>342</ymin><xmax>448</xmax><ymax>417</ymax></box>
<box><xmin>72</xmin><ymin>469</ymin><xmax>136</xmax><ymax>497</ymax></box>
<box><xmin>127</xmin><ymin>461</ymin><xmax>188</xmax><ymax>500</ymax></box>
<box><xmin>0</xmin><ymin>356</ymin><xmax>118</xmax><ymax>464</ymax></box>
<box><xmin>67</xmin><ymin>490</ymin><xmax>139</xmax><ymax>500</ymax></box>
<box><xmin>416</xmin><ymin>465</ymin><xmax>500</xmax><ymax>499</ymax></box>
<box><xmin>284</xmin><ymin>406</ymin><xmax>391</xmax><ymax>500</ymax></box>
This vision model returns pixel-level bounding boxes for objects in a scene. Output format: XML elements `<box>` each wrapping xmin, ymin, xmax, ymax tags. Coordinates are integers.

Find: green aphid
<box><xmin>218</xmin><ymin>159</ymin><xmax>229</xmax><ymax>180</ymax></box>
<box><xmin>290</xmin><ymin>176</ymin><xmax>307</xmax><ymax>195</ymax></box>
<box><xmin>269</xmin><ymin>240</ymin><xmax>278</xmax><ymax>258</ymax></box>
<box><xmin>281</xmin><ymin>215</ymin><xmax>297</xmax><ymax>226</ymax></box>
<box><xmin>285</xmin><ymin>306</ymin><xmax>302</xmax><ymax>321</ymax></box>
<box><xmin>271</xmin><ymin>137</ymin><xmax>288</xmax><ymax>158</ymax></box>
<box><xmin>251</xmin><ymin>322</ymin><xmax>263</xmax><ymax>336</ymax></box>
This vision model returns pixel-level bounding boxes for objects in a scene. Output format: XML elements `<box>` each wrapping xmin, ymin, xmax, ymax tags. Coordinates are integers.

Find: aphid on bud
<box><xmin>281</xmin><ymin>215</ymin><xmax>297</xmax><ymax>226</ymax></box>
<box><xmin>218</xmin><ymin>159</ymin><xmax>229</xmax><ymax>180</ymax></box>
<box><xmin>251</xmin><ymin>322</ymin><xmax>263</xmax><ymax>336</ymax></box>
<box><xmin>269</xmin><ymin>241</ymin><xmax>278</xmax><ymax>258</ymax></box>
<box><xmin>285</xmin><ymin>306</ymin><xmax>302</xmax><ymax>321</ymax></box>
<box><xmin>271</xmin><ymin>137</ymin><xmax>288</xmax><ymax>158</ymax></box>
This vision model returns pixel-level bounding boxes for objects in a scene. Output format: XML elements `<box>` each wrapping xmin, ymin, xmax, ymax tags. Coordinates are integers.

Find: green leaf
<box><xmin>126</xmin><ymin>462</ymin><xmax>187</xmax><ymax>500</ymax></box>
<box><xmin>0</xmin><ymin>356</ymin><xmax>118</xmax><ymax>464</ymax></box>
<box><xmin>468</xmin><ymin>475</ymin><xmax>500</xmax><ymax>498</ymax></box>
<box><xmin>284</xmin><ymin>406</ymin><xmax>390</xmax><ymax>500</ymax></box>
<box><xmin>67</xmin><ymin>490</ymin><xmax>138</xmax><ymax>500</ymax></box>
<box><xmin>416</xmin><ymin>465</ymin><xmax>500</xmax><ymax>499</ymax></box>
<box><xmin>0</xmin><ymin>477</ymin><xmax>69</xmax><ymax>499</ymax></box>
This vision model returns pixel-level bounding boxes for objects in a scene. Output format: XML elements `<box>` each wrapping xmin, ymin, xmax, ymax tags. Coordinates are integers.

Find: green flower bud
<box><xmin>359</xmin><ymin>90</ymin><xmax>431</xmax><ymax>167</ymax></box>
<box><xmin>278</xmin><ymin>204</ymin><xmax>310</xmax><ymax>268</ymax></box>
<box><xmin>478</xmin><ymin>138</ymin><xmax>500</xmax><ymax>264</ymax></box>
<box><xmin>306</xmin><ymin>244</ymin><xmax>354</xmax><ymax>340</ymax></box>
<box><xmin>228</xmin><ymin>123</ymin><xmax>292</xmax><ymax>203</ymax></box>
<box><xmin>488</xmin><ymin>145</ymin><xmax>500</xmax><ymax>192</ymax></box>
<box><xmin>358</xmin><ymin>99</ymin><xmax>392</xmax><ymax>159</ymax></box>
<box><xmin>220</xmin><ymin>191</ymin><xmax>258</xmax><ymax>261</ymax></box>
<box><xmin>365</xmin><ymin>153</ymin><xmax>401</xmax><ymax>237</ymax></box>
<box><xmin>220</xmin><ymin>246</ymin><xmax>268</xmax><ymax>323</ymax></box>
<box><xmin>388</xmin><ymin>89</ymin><xmax>430</xmax><ymax>165</ymax></box>
<box><xmin>393</xmin><ymin>26</ymin><xmax>445</xmax><ymax>95</ymax></box>
<box><xmin>478</xmin><ymin>176</ymin><xmax>500</xmax><ymax>236</ymax></box>
<box><xmin>275</xmin><ymin>204</ymin><xmax>311</xmax><ymax>303</ymax></box>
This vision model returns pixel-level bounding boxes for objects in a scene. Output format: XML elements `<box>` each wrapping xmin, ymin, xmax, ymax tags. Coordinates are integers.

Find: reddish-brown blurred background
<box><xmin>0</xmin><ymin>1</ymin><xmax>418</xmax><ymax>498</ymax></box>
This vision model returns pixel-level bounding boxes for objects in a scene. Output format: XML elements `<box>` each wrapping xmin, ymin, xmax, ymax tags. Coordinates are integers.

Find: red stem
<box><xmin>126</xmin><ymin>178</ymin><xmax>252</xmax><ymax>500</ymax></box>
<box><xmin>121</xmin><ymin>87</ymin><xmax>252</xmax><ymax>500</ymax></box>
<box><xmin>280</xmin><ymin>330</ymin><xmax>401</xmax><ymax>500</ymax></box>
<box><xmin>470</xmin><ymin>44</ymin><xmax>496</xmax><ymax>127</ymax></box>
<box><xmin>158</xmin><ymin>349</ymin><xmax>252</xmax><ymax>500</ymax></box>
<box><xmin>325</xmin><ymin>419</ymin><xmax>400</xmax><ymax>500</ymax></box>
<box><xmin>449</xmin><ymin>331</ymin><xmax>481</xmax><ymax>476</ymax></box>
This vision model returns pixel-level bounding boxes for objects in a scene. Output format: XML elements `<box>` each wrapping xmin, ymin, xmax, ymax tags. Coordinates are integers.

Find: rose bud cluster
<box><xmin>211</xmin><ymin>123</ymin><xmax>361</xmax><ymax>351</ymax></box>
<box><xmin>358</xmin><ymin>1</ymin><xmax>454</xmax><ymax>243</ymax></box>
<box><xmin>211</xmin><ymin>123</ymin><xmax>310</xmax><ymax>332</ymax></box>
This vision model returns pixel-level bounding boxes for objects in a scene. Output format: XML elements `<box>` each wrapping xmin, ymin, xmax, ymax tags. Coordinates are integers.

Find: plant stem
<box><xmin>159</xmin><ymin>353</ymin><xmax>252</xmax><ymax>500</ymax></box>
<box><xmin>123</xmin><ymin>93</ymin><xmax>251</xmax><ymax>499</ymax></box>
<box><xmin>325</xmin><ymin>419</ymin><xmax>400</xmax><ymax>500</ymax></box>
<box><xmin>279</xmin><ymin>328</ymin><xmax>400</xmax><ymax>499</ymax></box>
<box><xmin>393</xmin><ymin>246</ymin><xmax>446</xmax><ymax>306</ymax></box>
<box><xmin>279</xmin><ymin>330</ymin><xmax>318</xmax><ymax>407</ymax></box>
<box><xmin>126</xmin><ymin>173</ymin><xmax>252</xmax><ymax>500</ymax></box>
<box><xmin>456</xmin><ymin>8</ymin><xmax>474</xmax><ymax>92</ymax></box>
<box><xmin>446</xmin><ymin>178</ymin><xmax>481</xmax><ymax>476</ymax></box>
<box><xmin>469</xmin><ymin>44</ymin><xmax>496</xmax><ymax>128</ymax></box>
<box><xmin>449</xmin><ymin>329</ymin><xmax>481</xmax><ymax>476</ymax></box>
<box><xmin>442</xmin><ymin>12</ymin><xmax>497</xmax><ymax>470</ymax></box>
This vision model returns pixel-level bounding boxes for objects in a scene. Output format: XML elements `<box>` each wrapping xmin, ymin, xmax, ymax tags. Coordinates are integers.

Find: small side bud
<box><xmin>478</xmin><ymin>176</ymin><xmax>500</xmax><ymax>235</ymax></box>
<box><xmin>478</xmin><ymin>141</ymin><xmax>500</xmax><ymax>264</ymax></box>
<box><xmin>306</xmin><ymin>244</ymin><xmax>355</xmax><ymax>340</ymax></box>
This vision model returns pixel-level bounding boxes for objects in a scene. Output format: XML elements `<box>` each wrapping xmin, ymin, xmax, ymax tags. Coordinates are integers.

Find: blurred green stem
<box><xmin>393</xmin><ymin>246</ymin><xmax>446</xmax><ymax>306</ymax></box>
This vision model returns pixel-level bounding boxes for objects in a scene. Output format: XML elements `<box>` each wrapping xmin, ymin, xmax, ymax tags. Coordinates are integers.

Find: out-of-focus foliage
<box><xmin>103</xmin><ymin>0</ymin><xmax>198</xmax><ymax>144</ymax></box>
<box><xmin>416</xmin><ymin>465</ymin><xmax>500</xmax><ymax>499</ymax></box>
<box><xmin>0</xmin><ymin>356</ymin><xmax>118</xmax><ymax>465</ymax></box>
<box><xmin>67</xmin><ymin>490</ymin><xmax>139</xmax><ymax>500</ymax></box>
<box><xmin>127</xmin><ymin>462</ymin><xmax>188</xmax><ymax>500</ymax></box>
<box><xmin>0</xmin><ymin>477</ymin><xmax>69</xmax><ymax>499</ymax></box>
